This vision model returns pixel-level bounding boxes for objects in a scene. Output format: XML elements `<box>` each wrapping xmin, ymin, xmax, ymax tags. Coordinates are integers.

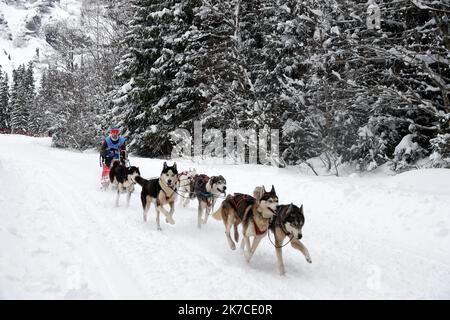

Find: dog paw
<box><xmin>306</xmin><ymin>256</ymin><xmax>312</xmax><ymax>263</ymax></box>
<box><xmin>157</xmin><ymin>227</ymin><xmax>162</xmax><ymax>231</ymax></box>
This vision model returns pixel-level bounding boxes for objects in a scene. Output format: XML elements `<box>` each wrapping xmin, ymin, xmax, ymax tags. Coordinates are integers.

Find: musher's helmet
<box><xmin>110</xmin><ymin>125</ymin><xmax>120</xmax><ymax>134</ymax></box>
<box><xmin>110</xmin><ymin>125</ymin><xmax>120</xmax><ymax>141</ymax></box>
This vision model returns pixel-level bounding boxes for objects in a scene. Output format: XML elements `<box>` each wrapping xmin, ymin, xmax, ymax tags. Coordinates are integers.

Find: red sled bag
<box><xmin>101</xmin><ymin>164</ymin><xmax>111</xmax><ymax>189</ymax></box>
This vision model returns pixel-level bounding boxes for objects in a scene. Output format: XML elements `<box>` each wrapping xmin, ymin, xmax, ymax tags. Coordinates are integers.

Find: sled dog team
<box><xmin>108</xmin><ymin>160</ymin><xmax>312</xmax><ymax>275</ymax></box>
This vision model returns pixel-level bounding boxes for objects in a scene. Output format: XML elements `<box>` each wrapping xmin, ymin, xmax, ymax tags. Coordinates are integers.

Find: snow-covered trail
<box><xmin>1</xmin><ymin>135</ymin><xmax>449</xmax><ymax>299</ymax></box>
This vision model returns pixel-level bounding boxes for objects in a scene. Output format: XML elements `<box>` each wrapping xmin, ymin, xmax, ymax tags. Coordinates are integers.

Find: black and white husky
<box><xmin>109</xmin><ymin>160</ymin><xmax>141</xmax><ymax>207</ymax></box>
<box><xmin>190</xmin><ymin>174</ymin><xmax>227</xmax><ymax>228</ymax></box>
<box><xmin>269</xmin><ymin>203</ymin><xmax>312</xmax><ymax>275</ymax></box>
<box><xmin>135</xmin><ymin>162</ymin><xmax>179</xmax><ymax>231</ymax></box>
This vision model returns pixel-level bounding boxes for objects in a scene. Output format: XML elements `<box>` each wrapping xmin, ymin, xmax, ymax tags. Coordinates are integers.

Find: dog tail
<box><xmin>134</xmin><ymin>176</ymin><xmax>148</xmax><ymax>187</ymax></box>
<box><xmin>109</xmin><ymin>159</ymin><xmax>120</xmax><ymax>183</ymax></box>
<box><xmin>253</xmin><ymin>186</ymin><xmax>264</xmax><ymax>202</ymax></box>
<box><xmin>212</xmin><ymin>204</ymin><xmax>223</xmax><ymax>221</ymax></box>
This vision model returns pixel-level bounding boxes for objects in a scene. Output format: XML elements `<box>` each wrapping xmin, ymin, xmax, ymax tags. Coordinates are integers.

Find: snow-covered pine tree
<box><xmin>25</xmin><ymin>62</ymin><xmax>41</xmax><ymax>136</ymax></box>
<box><xmin>343</xmin><ymin>0</ymin><xmax>449</xmax><ymax>171</ymax></box>
<box><xmin>190</xmin><ymin>0</ymin><xmax>263</xmax><ymax>162</ymax></box>
<box><xmin>227</xmin><ymin>0</ymin><xmax>277</xmax><ymax>163</ymax></box>
<box><xmin>164</xmin><ymin>0</ymin><xmax>206</xmax><ymax>142</ymax></box>
<box><xmin>105</xmin><ymin>0</ymin><xmax>449</xmax><ymax>168</ymax></box>
<box><xmin>10</xmin><ymin>64</ymin><xmax>32</xmax><ymax>134</ymax></box>
<box><xmin>430</xmin><ymin>133</ymin><xmax>450</xmax><ymax>168</ymax></box>
<box><xmin>37</xmin><ymin>65</ymin><xmax>61</xmax><ymax>136</ymax></box>
<box><xmin>0</xmin><ymin>67</ymin><xmax>9</xmax><ymax>131</ymax></box>
<box><xmin>112</xmin><ymin>0</ymin><xmax>201</xmax><ymax>156</ymax></box>
<box><xmin>176</xmin><ymin>0</ymin><xmax>239</xmax><ymax>132</ymax></box>
<box><xmin>112</xmin><ymin>0</ymin><xmax>157</xmax><ymax>155</ymax></box>
<box><xmin>280</xmin><ymin>0</ymin><xmax>450</xmax><ymax>172</ymax></box>
<box><xmin>47</xmin><ymin>68</ymin><xmax>76</xmax><ymax>148</ymax></box>
<box><xmin>147</xmin><ymin>0</ymin><xmax>208</xmax><ymax>157</ymax></box>
<box><xmin>49</xmin><ymin>64</ymin><xmax>103</xmax><ymax>150</ymax></box>
<box><xmin>274</xmin><ymin>0</ymin><xmax>339</xmax><ymax>168</ymax></box>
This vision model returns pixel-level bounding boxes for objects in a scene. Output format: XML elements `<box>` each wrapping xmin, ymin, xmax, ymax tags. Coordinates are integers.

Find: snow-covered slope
<box><xmin>0</xmin><ymin>134</ymin><xmax>449</xmax><ymax>299</ymax></box>
<box><xmin>0</xmin><ymin>0</ymin><xmax>82</xmax><ymax>79</ymax></box>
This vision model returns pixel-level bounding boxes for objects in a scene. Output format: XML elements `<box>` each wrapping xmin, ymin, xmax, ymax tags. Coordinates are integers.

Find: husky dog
<box><xmin>190</xmin><ymin>174</ymin><xmax>227</xmax><ymax>228</ymax></box>
<box><xmin>212</xmin><ymin>186</ymin><xmax>278</xmax><ymax>262</ymax></box>
<box><xmin>177</xmin><ymin>168</ymin><xmax>197</xmax><ymax>207</ymax></box>
<box><xmin>135</xmin><ymin>162</ymin><xmax>179</xmax><ymax>230</ymax></box>
<box><xmin>270</xmin><ymin>203</ymin><xmax>312</xmax><ymax>275</ymax></box>
<box><xmin>109</xmin><ymin>159</ymin><xmax>141</xmax><ymax>207</ymax></box>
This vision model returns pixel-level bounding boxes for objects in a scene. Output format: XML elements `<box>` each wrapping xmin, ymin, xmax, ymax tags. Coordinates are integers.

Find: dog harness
<box><xmin>155</xmin><ymin>180</ymin><xmax>177</xmax><ymax>205</ymax></box>
<box><xmin>162</xmin><ymin>188</ymin><xmax>175</xmax><ymax>201</ymax></box>
<box><xmin>226</xmin><ymin>194</ymin><xmax>256</xmax><ymax>221</ymax></box>
<box><xmin>267</xmin><ymin>205</ymin><xmax>297</xmax><ymax>249</ymax></box>
<box><xmin>254</xmin><ymin>220</ymin><xmax>267</xmax><ymax>235</ymax></box>
<box><xmin>178</xmin><ymin>171</ymin><xmax>189</xmax><ymax>178</ymax></box>
<box><xmin>229</xmin><ymin>194</ymin><xmax>255</xmax><ymax>211</ymax></box>
<box><xmin>228</xmin><ymin>194</ymin><xmax>268</xmax><ymax>235</ymax></box>
<box><xmin>192</xmin><ymin>174</ymin><xmax>214</xmax><ymax>205</ymax></box>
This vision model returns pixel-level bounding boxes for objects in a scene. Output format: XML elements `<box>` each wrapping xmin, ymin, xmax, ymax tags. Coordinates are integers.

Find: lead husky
<box><xmin>135</xmin><ymin>162</ymin><xmax>178</xmax><ymax>230</ymax></box>
<box><xmin>212</xmin><ymin>186</ymin><xmax>278</xmax><ymax>263</ymax></box>
<box><xmin>109</xmin><ymin>159</ymin><xmax>141</xmax><ymax>207</ymax></box>
<box><xmin>269</xmin><ymin>203</ymin><xmax>312</xmax><ymax>275</ymax></box>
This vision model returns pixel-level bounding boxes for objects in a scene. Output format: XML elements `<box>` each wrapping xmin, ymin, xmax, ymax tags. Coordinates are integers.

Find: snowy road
<box><xmin>1</xmin><ymin>134</ymin><xmax>449</xmax><ymax>299</ymax></box>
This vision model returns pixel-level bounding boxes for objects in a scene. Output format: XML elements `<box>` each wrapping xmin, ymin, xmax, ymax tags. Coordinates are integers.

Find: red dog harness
<box><xmin>229</xmin><ymin>194</ymin><xmax>255</xmax><ymax>212</ymax></box>
<box><xmin>254</xmin><ymin>221</ymin><xmax>266</xmax><ymax>235</ymax></box>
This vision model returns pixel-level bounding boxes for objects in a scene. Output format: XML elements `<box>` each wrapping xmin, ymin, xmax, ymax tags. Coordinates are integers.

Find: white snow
<box><xmin>310</xmin><ymin>9</ymin><xmax>323</xmax><ymax>17</ymax></box>
<box><xmin>394</xmin><ymin>133</ymin><xmax>421</xmax><ymax>159</ymax></box>
<box><xmin>330</xmin><ymin>26</ymin><xmax>340</xmax><ymax>35</ymax></box>
<box><xmin>149</xmin><ymin>8</ymin><xmax>172</xmax><ymax>19</ymax></box>
<box><xmin>0</xmin><ymin>134</ymin><xmax>449</xmax><ymax>299</ymax></box>
<box><xmin>332</xmin><ymin>70</ymin><xmax>342</xmax><ymax>80</ymax></box>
